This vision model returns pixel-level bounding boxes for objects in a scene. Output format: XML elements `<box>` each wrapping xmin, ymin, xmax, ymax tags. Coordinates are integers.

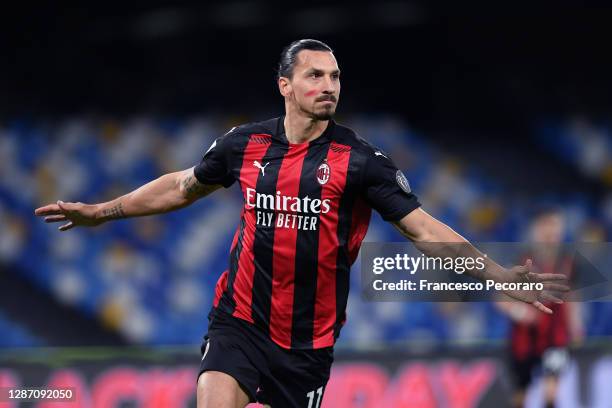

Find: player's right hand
<box><xmin>34</xmin><ymin>201</ymin><xmax>102</xmax><ymax>231</ymax></box>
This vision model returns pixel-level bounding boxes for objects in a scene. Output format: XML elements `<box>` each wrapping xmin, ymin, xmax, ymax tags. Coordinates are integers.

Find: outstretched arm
<box><xmin>34</xmin><ymin>167</ymin><xmax>220</xmax><ymax>231</ymax></box>
<box><xmin>393</xmin><ymin>208</ymin><xmax>569</xmax><ymax>314</ymax></box>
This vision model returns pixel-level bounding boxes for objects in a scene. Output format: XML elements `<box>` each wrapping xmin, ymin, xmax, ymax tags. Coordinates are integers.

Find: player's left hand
<box><xmin>503</xmin><ymin>259</ymin><xmax>570</xmax><ymax>314</ymax></box>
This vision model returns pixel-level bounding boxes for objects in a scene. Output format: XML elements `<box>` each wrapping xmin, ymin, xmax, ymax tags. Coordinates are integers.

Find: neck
<box><xmin>283</xmin><ymin>104</ymin><xmax>329</xmax><ymax>144</ymax></box>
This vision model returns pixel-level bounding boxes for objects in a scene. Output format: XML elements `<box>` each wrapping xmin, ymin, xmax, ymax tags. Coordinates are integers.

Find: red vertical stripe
<box><xmin>552</xmin><ymin>304</ymin><xmax>568</xmax><ymax>346</ymax></box>
<box><xmin>232</xmin><ymin>134</ymin><xmax>272</xmax><ymax>323</ymax></box>
<box><xmin>511</xmin><ymin>324</ymin><xmax>530</xmax><ymax>360</ymax></box>
<box><xmin>313</xmin><ymin>144</ymin><xmax>351</xmax><ymax>348</ymax></box>
<box><xmin>269</xmin><ymin>144</ymin><xmax>309</xmax><ymax>348</ymax></box>
<box><xmin>536</xmin><ymin>313</ymin><xmax>551</xmax><ymax>354</ymax></box>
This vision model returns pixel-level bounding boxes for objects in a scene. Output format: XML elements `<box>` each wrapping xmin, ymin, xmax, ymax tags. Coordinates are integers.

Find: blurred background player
<box><xmin>497</xmin><ymin>206</ymin><xmax>584</xmax><ymax>408</ymax></box>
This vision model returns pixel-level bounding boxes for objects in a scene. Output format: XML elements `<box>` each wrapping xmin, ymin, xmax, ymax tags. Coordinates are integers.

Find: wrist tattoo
<box><xmin>102</xmin><ymin>203</ymin><xmax>125</xmax><ymax>219</ymax></box>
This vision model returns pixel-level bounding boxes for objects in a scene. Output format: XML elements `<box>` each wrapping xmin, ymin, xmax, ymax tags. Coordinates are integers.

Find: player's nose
<box><xmin>323</xmin><ymin>75</ymin><xmax>337</xmax><ymax>94</ymax></box>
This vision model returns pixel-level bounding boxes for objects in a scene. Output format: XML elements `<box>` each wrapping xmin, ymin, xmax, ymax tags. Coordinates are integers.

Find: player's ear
<box><xmin>278</xmin><ymin>76</ymin><xmax>292</xmax><ymax>97</ymax></box>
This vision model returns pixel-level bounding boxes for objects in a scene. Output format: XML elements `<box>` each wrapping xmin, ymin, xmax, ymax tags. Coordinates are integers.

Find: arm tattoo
<box><xmin>181</xmin><ymin>174</ymin><xmax>218</xmax><ymax>198</ymax></box>
<box><xmin>101</xmin><ymin>202</ymin><xmax>126</xmax><ymax>220</ymax></box>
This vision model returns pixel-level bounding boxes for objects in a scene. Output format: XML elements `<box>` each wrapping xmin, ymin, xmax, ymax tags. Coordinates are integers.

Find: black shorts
<box><xmin>510</xmin><ymin>355</ymin><xmax>541</xmax><ymax>389</ymax></box>
<box><xmin>198</xmin><ymin>309</ymin><xmax>334</xmax><ymax>408</ymax></box>
<box><xmin>510</xmin><ymin>347</ymin><xmax>570</xmax><ymax>390</ymax></box>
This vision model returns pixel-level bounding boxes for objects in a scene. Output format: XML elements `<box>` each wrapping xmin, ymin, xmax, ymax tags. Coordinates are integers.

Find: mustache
<box><xmin>316</xmin><ymin>95</ymin><xmax>337</xmax><ymax>103</ymax></box>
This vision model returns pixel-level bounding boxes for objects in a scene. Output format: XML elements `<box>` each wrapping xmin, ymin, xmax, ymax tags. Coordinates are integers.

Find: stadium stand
<box><xmin>0</xmin><ymin>116</ymin><xmax>609</xmax><ymax>347</ymax></box>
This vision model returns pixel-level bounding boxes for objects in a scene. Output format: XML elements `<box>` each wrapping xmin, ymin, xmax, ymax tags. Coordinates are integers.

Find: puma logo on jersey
<box><xmin>374</xmin><ymin>151</ymin><xmax>388</xmax><ymax>159</ymax></box>
<box><xmin>253</xmin><ymin>160</ymin><xmax>270</xmax><ymax>176</ymax></box>
<box><xmin>201</xmin><ymin>340</ymin><xmax>210</xmax><ymax>361</ymax></box>
<box><xmin>204</xmin><ymin>140</ymin><xmax>217</xmax><ymax>157</ymax></box>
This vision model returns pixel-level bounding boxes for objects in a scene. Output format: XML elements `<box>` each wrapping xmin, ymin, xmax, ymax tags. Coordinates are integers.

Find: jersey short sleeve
<box><xmin>361</xmin><ymin>151</ymin><xmax>421</xmax><ymax>221</ymax></box>
<box><xmin>193</xmin><ymin>129</ymin><xmax>236</xmax><ymax>188</ymax></box>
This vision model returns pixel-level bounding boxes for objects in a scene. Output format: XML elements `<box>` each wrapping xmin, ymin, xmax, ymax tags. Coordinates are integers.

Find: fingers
<box><xmin>539</xmin><ymin>292</ymin><xmax>564</xmax><ymax>304</ymax></box>
<box><xmin>58</xmin><ymin>221</ymin><xmax>74</xmax><ymax>232</ymax></box>
<box><xmin>34</xmin><ymin>203</ymin><xmax>62</xmax><ymax>216</ymax></box>
<box><xmin>56</xmin><ymin>200</ymin><xmax>73</xmax><ymax>212</ymax></box>
<box><xmin>44</xmin><ymin>215</ymin><xmax>67</xmax><ymax>223</ymax></box>
<box><xmin>542</xmin><ymin>283</ymin><xmax>570</xmax><ymax>292</ymax></box>
<box><xmin>35</xmin><ymin>201</ymin><xmax>76</xmax><ymax>216</ymax></box>
<box><xmin>532</xmin><ymin>301</ymin><xmax>553</xmax><ymax>314</ymax></box>
<box><xmin>514</xmin><ymin>265</ymin><xmax>529</xmax><ymax>276</ymax></box>
<box><xmin>514</xmin><ymin>259</ymin><xmax>533</xmax><ymax>276</ymax></box>
<box><xmin>36</xmin><ymin>200</ymin><xmax>82</xmax><ymax>231</ymax></box>
<box><xmin>529</xmin><ymin>273</ymin><xmax>568</xmax><ymax>282</ymax></box>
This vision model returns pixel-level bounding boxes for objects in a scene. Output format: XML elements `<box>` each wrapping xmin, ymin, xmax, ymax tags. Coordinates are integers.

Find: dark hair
<box><xmin>529</xmin><ymin>203</ymin><xmax>563</xmax><ymax>221</ymax></box>
<box><xmin>278</xmin><ymin>39</ymin><xmax>333</xmax><ymax>79</ymax></box>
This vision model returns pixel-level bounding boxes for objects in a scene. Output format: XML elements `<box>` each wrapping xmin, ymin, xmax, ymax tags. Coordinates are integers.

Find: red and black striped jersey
<box><xmin>511</xmin><ymin>253</ymin><xmax>574</xmax><ymax>359</ymax></box>
<box><xmin>194</xmin><ymin>117</ymin><xmax>420</xmax><ymax>349</ymax></box>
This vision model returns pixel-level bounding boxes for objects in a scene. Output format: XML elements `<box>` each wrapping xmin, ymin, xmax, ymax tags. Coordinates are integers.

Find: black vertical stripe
<box><xmin>221</xmin><ymin>218</ymin><xmax>246</xmax><ymax>314</ymax></box>
<box><xmin>250</xmin><ymin>142</ymin><xmax>287</xmax><ymax>334</ymax></box>
<box><xmin>333</xmin><ymin>151</ymin><xmax>363</xmax><ymax>340</ymax></box>
<box><xmin>291</xmin><ymin>143</ymin><xmax>331</xmax><ymax>348</ymax></box>
<box><xmin>219</xmin><ymin>133</ymin><xmax>251</xmax><ymax>315</ymax></box>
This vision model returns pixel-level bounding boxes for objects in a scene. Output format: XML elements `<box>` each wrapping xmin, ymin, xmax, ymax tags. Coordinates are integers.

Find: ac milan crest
<box><xmin>316</xmin><ymin>161</ymin><xmax>331</xmax><ymax>185</ymax></box>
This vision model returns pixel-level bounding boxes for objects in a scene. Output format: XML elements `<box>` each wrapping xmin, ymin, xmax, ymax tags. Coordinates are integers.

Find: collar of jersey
<box><xmin>274</xmin><ymin>116</ymin><xmax>335</xmax><ymax>146</ymax></box>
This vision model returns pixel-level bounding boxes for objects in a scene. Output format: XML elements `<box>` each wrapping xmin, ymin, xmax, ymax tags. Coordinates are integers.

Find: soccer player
<box><xmin>498</xmin><ymin>207</ymin><xmax>583</xmax><ymax>408</ymax></box>
<box><xmin>35</xmin><ymin>39</ymin><xmax>568</xmax><ymax>408</ymax></box>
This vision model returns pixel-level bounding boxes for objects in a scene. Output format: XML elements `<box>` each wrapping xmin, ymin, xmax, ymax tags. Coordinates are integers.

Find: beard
<box><xmin>312</xmin><ymin>108</ymin><xmax>335</xmax><ymax>121</ymax></box>
<box><xmin>292</xmin><ymin>93</ymin><xmax>338</xmax><ymax>121</ymax></box>
<box><xmin>308</xmin><ymin>100</ymin><xmax>337</xmax><ymax>121</ymax></box>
